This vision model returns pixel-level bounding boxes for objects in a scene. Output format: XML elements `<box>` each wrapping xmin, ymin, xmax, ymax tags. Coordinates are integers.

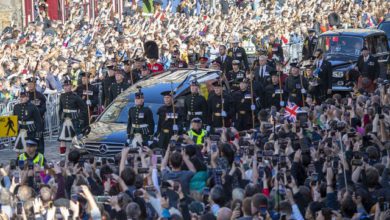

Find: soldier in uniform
<box><xmin>129</xmin><ymin>58</ymin><xmax>144</xmax><ymax>83</ymax></box>
<box><xmin>302</xmin><ymin>29</ymin><xmax>318</xmax><ymax>60</ymax></box>
<box><xmin>264</xmin><ymin>71</ymin><xmax>287</xmax><ymax>110</ymax></box>
<box><xmin>267</xmin><ymin>34</ymin><xmax>284</xmax><ymax>63</ymax></box>
<box><xmin>127</xmin><ymin>88</ymin><xmax>154</xmax><ymax>144</ymax></box>
<box><xmin>102</xmin><ymin>61</ymin><xmax>116</xmax><ymax>107</ymax></box>
<box><xmin>13</xmin><ymin>87</ymin><xmax>43</xmax><ymax>153</ymax></box>
<box><xmin>232</xmin><ymin>79</ymin><xmax>256</xmax><ymax>131</ymax></box>
<box><xmin>58</xmin><ymin>76</ymin><xmax>88</xmax><ymax>155</ymax></box>
<box><xmin>26</xmin><ymin>77</ymin><xmax>46</xmax><ymax>153</ymax></box>
<box><xmin>184</xmin><ymin>80</ymin><xmax>208</xmax><ymax>127</ymax></box>
<box><xmin>227</xmin><ymin>60</ymin><xmax>246</xmax><ymax>91</ymax></box>
<box><xmin>156</xmin><ymin>91</ymin><xmax>184</xmax><ymax>149</ymax></box>
<box><xmin>228</xmin><ymin>38</ymin><xmax>249</xmax><ymax>71</ymax></box>
<box><xmin>207</xmin><ymin>81</ymin><xmax>232</xmax><ymax>129</ymax></box>
<box><xmin>75</xmin><ymin>72</ymin><xmax>99</xmax><ymax>112</ymax></box>
<box><xmin>109</xmin><ymin>71</ymin><xmax>130</xmax><ymax>103</ymax></box>
<box><xmin>306</xmin><ymin>64</ymin><xmax>321</xmax><ymax>104</ymax></box>
<box><xmin>284</xmin><ymin>62</ymin><xmax>309</xmax><ymax>106</ymax></box>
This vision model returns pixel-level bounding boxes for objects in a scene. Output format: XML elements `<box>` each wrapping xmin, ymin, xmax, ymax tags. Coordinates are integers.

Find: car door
<box><xmin>373</xmin><ymin>34</ymin><xmax>390</xmax><ymax>78</ymax></box>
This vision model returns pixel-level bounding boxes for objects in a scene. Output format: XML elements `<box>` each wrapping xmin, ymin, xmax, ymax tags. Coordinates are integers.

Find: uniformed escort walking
<box><xmin>13</xmin><ymin>87</ymin><xmax>43</xmax><ymax>153</ymax></box>
<box><xmin>184</xmin><ymin>80</ymin><xmax>208</xmax><ymax>127</ymax></box>
<box><xmin>156</xmin><ymin>91</ymin><xmax>184</xmax><ymax>149</ymax></box>
<box><xmin>232</xmin><ymin>79</ymin><xmax>256</xmax><ymax>131</ymax></box>
<box><xmin>58</xmin><ymin>76</ymin><xmax>88</xmax><ymax>155</ymax></box>
<box><xmin>207</xmin><ymin>81</ymin><xmax>232</xmax><ymax>129</ymax></box>
<box><xmin>284</xmin><ymin>62</ymin><xmax>309</xmax><ymax>106</ymax></box>
<box><xmin>26</xmin><ymin>77</ymin><xmax>46</xmax><ymax>153</ymax></box>
<box><xmin>109</xmin><ymin>71</ymin><xmax>130</xmax><ymax>103</ymax></box>
<box><xmin>127</xmin><ymin>87</ymin><xmax>154</xmax><ymax>144</ymax></box>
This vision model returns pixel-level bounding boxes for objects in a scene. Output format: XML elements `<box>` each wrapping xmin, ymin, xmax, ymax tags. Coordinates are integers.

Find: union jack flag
<box><xmin>285</xmin><ymin>102</ymin><xmax>300</xmax><ymax>122</ymax></box>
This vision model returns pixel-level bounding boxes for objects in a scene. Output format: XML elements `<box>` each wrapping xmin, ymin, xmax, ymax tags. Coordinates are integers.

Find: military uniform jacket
<box><xmin>227</xmin><ymin>47</ymin><xmax>249</xmax><ymax>70</ymax></box>
<box><xmin>232</xmin><ymin>89</ymin><xmax>255</xmax><ymax>117</ymax></box>
<box><xmin>75</xmin><ymin>84</ymin><xmax>99</xmax><ymax>107</ymax></box>
<box><xmin>157</xmin><ymin>105</ymin><xmax>184</xmax><ymax>133</ymax></box>
<box><xmin>13</xmin><ymin>102</ymin><xmax>43</xmax><ymax>133</ymax></box>
<box><xmin>264</xmin><ymin>84</ymin><xmax>287</xmax><ymax>109</ymax></box>
<box><xmin>284</xmin><ymin>75</ymin><xmax>309</xmax><ymax>104</ymax></box>
<box><xmin>207</xmin><ymin>92</ymin><xmax>233</xmax><ymax>125</ymax></box>
<box><xmin>59</xmin><ymin>92</ymin><xmax>88</xmax><ymax>123</ymax></box>
<box><xmin>102</xmin><ymin>76</ymin><xmax>115</xmax><ymax>106</ymax></box>
<box><xmin>109</xmin><ymin>81</ymin><xmax>130</xmax><ymax>103</ymax></box>
<box><xmin>126</xmin><ymin>70</ymin><xmax>140</xmax><ymax>85</ymax></box>
<box><xmin>28</xmin><ymin>91</ymin><xmax>46</xmax><ymax>117</ymax></box>
<box><xmin>127</xmin><ymin>105</ymin><xmax>154</xmax><ymax>136</ymax></box>
<box><xmin>268</xmin><ymin>43</ymin><xmax>284</xmax><ymax>62</ymax></box>
<box><xmin>357</xmin><ymin>55</ymin><xmax>380</xmax><ymax>81</ymax></box>
<box><xmin>302</xmin><ymin>36</ymin><xmax>318</xmax><ymax>60</ymax></box>
<box><xmin>228</xmin><ymin>70</ymin><xmax>246</xmax><ymax>92</ymax></box>
<box><xmin>184</xmin><ymin>94</ymin><xmax>208</xmax><ymax>123</ymax></box>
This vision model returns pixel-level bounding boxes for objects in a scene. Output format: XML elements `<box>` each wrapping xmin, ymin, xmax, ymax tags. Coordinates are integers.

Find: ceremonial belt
<box><xmin>18</xmin><ymin>121</ymin><xmax>34</xmax><ymax>125</ymax></box>
<box><xmin>188</xmin><ymin>111</ymin><xmax>203</xmax><ymax>116</ymax></box>
<box><xmin>162</xmin><ymin>129</ymin><xmax>170</xmax><ymax>133</ymax></box>
<box><xmin>83</xmin><ymin>91</ymin><xmax>93</xmax><ymax>95</ymax></box>
<box><xmin>214</xmin><ymin>113</ymin><xmax>221</xmax><ymax>117</ymax></box>
<box><xmin>132</xmin><ymin>124</ymin><xmax>148</xmax><ymax>128</ymax></box>
<box><xmin>63</xmin><ymin>109</ymin><xmax>78</xmax><ymax>113</ymax></box>
<box><xmin>239</xmin><ymin>111</ymin><xmax>246</xmax><ymax>114</ymax></box>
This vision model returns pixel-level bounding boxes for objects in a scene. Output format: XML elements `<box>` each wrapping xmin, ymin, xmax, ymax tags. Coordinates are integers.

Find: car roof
<box><xmin>116</xmin><ymin>68</ymin><xmax>221</xmax><ymax>101</ymax></box>
<box><xmin>320</xmin><ymin>29</ymin><xmax>386</xmax><ymax>37</ymax></box>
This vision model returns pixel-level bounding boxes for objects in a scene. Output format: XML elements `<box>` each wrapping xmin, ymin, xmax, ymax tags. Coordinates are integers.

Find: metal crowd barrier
<box><xmin>0</xmin><ymin>92</ymin><xmax>62</xmax><ymax>148</ymax></box>
<box><xmin>282</xmin><ymin>42</ymin><xmax>303</xmax><ymax>62</ymax></box>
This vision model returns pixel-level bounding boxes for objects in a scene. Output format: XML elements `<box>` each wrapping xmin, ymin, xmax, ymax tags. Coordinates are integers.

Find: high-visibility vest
<box><xmin>188</xmin><ymin>129</ymin><xmax>207</xmax><ymax>145</ymax></box>
<box><xmin>18</xmin><ymin>153</ymin><xmax>45</xmax><ymax>167</ymax></box>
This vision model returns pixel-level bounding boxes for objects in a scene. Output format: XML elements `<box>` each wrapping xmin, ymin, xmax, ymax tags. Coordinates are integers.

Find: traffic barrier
<box><xmin>283</xmin><ymin>42</ymin><xmax>303</xmax><ymax>61</ymax></box>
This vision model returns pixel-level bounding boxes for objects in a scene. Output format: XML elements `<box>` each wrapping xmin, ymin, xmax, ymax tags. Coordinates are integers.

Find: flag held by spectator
<box><xmin>285</xmin><ymin>102</ymin><xmax>300</xmax><ymax>122</ymax></box>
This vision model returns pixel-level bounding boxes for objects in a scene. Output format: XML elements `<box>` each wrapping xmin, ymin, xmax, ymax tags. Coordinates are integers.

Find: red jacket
<box><xmin>147</xmin><ymin>63</ymin><xmax>164</xmax><ymax>73</ymax></box>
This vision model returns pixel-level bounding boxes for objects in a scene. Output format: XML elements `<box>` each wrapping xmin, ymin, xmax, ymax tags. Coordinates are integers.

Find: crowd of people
<box><xmin>1</xmin><ymin>0</ymin><xmax>390</xmax><ymax>219</ymax></box>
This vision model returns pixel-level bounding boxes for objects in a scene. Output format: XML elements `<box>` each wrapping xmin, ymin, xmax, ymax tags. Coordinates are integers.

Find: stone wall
<box><xmin>0</xmin><ymin>0</ymin><xmax>23</xmax><ymax>31</ymax></box>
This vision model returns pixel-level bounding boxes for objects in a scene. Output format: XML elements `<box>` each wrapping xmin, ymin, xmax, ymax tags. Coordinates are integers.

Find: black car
<box><xmin>316</xmin><ymin>29</ymin><xmax>389</xmax><ymax>92</ymax></box>
<box><xmin>378</xmin><ymin>17</ymin><xmax>390</xmax><ymax>47</ymax></box>
<box><xmin>75</xmin><ymin>68</ymin><xmax>221</xmax><ymax>157</ymax></box>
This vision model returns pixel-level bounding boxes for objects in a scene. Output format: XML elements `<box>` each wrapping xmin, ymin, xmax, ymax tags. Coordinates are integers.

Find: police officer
<box><xmin>13</xmin><ymin>87</ymin><xmax>43</xmax><ymax>153</ymax></box>
<box><xmin>267</xmin><ymin>34</ymin><xmax>284</xmax><ymax>63</ymax></box>
<box><xmin>75</xmin><ymin>72</ymin><xmax>99</xmax><ymax>111</ymax></box>
<box><xmin>127</xmin><ymin>88</ymin><xmax>154</xmax><ymax>143</ymax></box>
<box><xmin>58</xmin><ymin>76</ymin><xmax>88</xmax><ymax>155</ymax></box>
<box><xmin>228</xmin><ymin>38</ymin><xmax>249</xmax><ymax>71</ymax></box>
<box><xmin>284</xmin><ymin>62</ymin><xmax>309</xmax><ymax>106</ymax></box>
<box><xmin>156</xmin><ymin>91</ymin><xmax>184</xmax><ymax>149</ymax></box>
<box><xmin>102</xmin><ymin>61</ymin><xmax>116</xmax><ymax>106</ymax></box>
<box><xmin>207</xmin><ymin>81</ymin><xmax>232</xmax><ymax>129</ymax></box>
<box><xmin>184</xmin><ymin>80</ymin><xmax>208</xmax><ymax>127</ymax></box>
<box><xmin>227</xmin><ymin>60</ymin><xmax>246</xmax><ymax>90</ymax></box>
<box><xmin>264</xmin><ymin>71</ymin><xmax>287</xmax><ymax>110</ymax></box>
<box><xmin>232</xmin><ymin>79</ymin><xmax>256</xmax><ymax>131</ymax></box>
<box><xmin>17</xmin><ymin>139</ymin><xmax>46</xmax><ymax>168</ymax></box>
<box><xmin>109</xmin><ymin>71</ymin><xmax>130</xmax><ymax>103</ymax></box>
<box><xmin>187</xmin><ymin>118</ymin><xmax>207</xmax><ymax>145</ymax></box>
<box><xmin>302</xmin><ymin>29</ymin><xmax>318</xmax><ymax>60</ymax></box>
<box><xmin>26</xmin><ymin>77</ymin><xmax>46</xmax><ymax>153</ymax></box>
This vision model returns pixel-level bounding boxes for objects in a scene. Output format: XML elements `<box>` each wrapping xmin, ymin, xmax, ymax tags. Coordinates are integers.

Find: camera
<box><xmin>137</xmin><ymin>167</ymin><xmax>149</xmax><ymax>174</ymax></box>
